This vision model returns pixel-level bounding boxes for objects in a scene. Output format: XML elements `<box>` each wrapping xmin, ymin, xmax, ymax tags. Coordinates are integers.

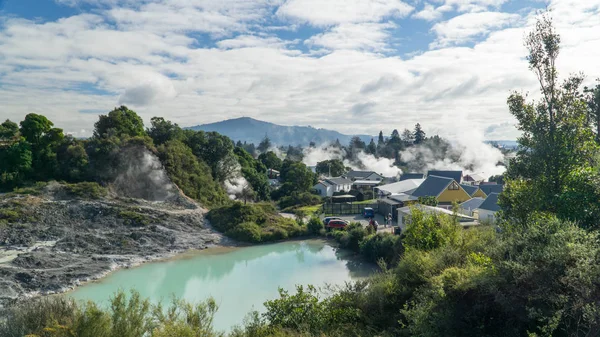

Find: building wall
<box><xmin>478</xmin><ymin>209</ymin><xmax>497</xmax><ymax>223</ymax></box>
<box><xmin>314</xmin><ymin>184</ymin><xmax>332</xmax><ymax>197</ymax></box>
<box><xmin>438</xmin><ymin>187</ymin><xmax>472</xmax><ymax>204</ymax></box>
<box><xmin>473</xmin><ymin>189</ymin><xmax>487</xmax><ymax>198</ymax></box>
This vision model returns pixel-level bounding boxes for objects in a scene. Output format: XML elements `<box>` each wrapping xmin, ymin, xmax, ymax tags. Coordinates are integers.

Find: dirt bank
<box><xmin>0</xmin><ymin>183</ymin><xmax>228</xmax><ymax>307</ymax></box>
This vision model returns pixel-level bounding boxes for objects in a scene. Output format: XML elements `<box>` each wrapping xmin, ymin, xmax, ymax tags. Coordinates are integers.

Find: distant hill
<box><xmin>188</xmin><ymin>117</ymin><xmax>374</xmax><ymax>146</ymax></box>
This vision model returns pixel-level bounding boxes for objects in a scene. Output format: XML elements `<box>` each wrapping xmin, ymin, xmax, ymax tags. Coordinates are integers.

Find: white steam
<box><xmin>346</xmin><ymin>152</ymin><xmax>402</xmax><ymax>178</ymax></box>
<box><xmin>302</xmin><ymin>144</ymin><xmax>345</xmax><ymax>166</ymax></box>
<box><xmin>224</xmin><ymin>163</ymin><xmax>250</xmax><ymax>200</ymax></box>
<box><xmin>113</xmin><ymin>148</ymin><xmax>175</xmax><ymax>201</ymax></box>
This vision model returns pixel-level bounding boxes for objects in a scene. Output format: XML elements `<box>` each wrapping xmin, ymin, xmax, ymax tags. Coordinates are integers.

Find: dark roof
<box><xmin>411</xmin><ymin>175</ymin><xmax>454</xmax><ymax>198</ymax></box>
<box><xmin>427</xmin><ymin>170</ymin><xmax>463</xmax><ymax>183</ymax></box>
<box><xmin>399</xmin><ymin>173</ymin><xmax>425</xmax><ymax>181</ymax></box>
<box><xmin>325</xmin><ymin>177</ymin><xmax>353</xmax><ymax>185</ymax></box>
<box><xmin>460</xmin><ymin>197</ymin><xmax>485</xmax><ymax>210</ymax></box>
<box><xmin>479</xmin><ymin>184</ymin><xmax>503</xmax><ymax>196</ymax></box>
<box><xmin>460</xmin><ymin>184</ymin><xmax>478</xmax><ymax>196</ymax></box>
<box><xmin>345</xmin><ymin>170</ymin><xmax>382</xmax><ymax>179</ymax></box>
<box><xmin>479</xmin><ymin>193</ymin><xmax>501</xmax><ymax>212</ymax></box>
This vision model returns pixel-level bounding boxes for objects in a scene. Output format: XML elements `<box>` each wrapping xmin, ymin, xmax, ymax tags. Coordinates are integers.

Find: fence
<box><xmin>322</xmin><ymin>203</ymin><xmax>379</xmax><ymax>215</ymax></box>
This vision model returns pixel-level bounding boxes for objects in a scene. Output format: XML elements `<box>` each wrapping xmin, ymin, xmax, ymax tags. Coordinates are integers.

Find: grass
<box><xmin>296</xmin><ymin>204</ymin><xmax>323</xmax><ymax>215</ymax></box>
<box><xmin>118</xmin><ymin>210</ymin><xmax>151</xmax><ymax>226</ymax></box>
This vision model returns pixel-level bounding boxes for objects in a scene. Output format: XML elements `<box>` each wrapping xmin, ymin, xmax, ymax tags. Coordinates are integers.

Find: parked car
<box><xmin>323</xmin><ymin>217</ymin><xmax>342</xmax><ymax>225</ymax></box>
<box><xmin>326</xmin><ymin>219</ymin><xmax>349</xmax><ymax>230</ymax></box>
<box><xmin>363</xmin><ymin>207</ymin><xmax>375</xmax><ymax>218</ymax></box>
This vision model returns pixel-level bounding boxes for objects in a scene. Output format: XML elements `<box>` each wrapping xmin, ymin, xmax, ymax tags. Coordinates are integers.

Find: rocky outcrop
<box><xmin>0</xmin><ymin>184</ymin><xmax>227</xmax><ymax>307</ymax></box>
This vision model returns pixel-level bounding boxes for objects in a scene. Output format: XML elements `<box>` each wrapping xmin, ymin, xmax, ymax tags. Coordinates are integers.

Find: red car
<box><xmin>326</xmin><ymin>219</ymin><xmax>349</xmax><ymax>230</ymax></box>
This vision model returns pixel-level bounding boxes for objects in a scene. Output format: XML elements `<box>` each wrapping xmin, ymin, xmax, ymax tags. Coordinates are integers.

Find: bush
<box><xmin>359</xmin><ymin>233</ymin><xmax>403</xmax><ymax>265</ymax></box>
<box><xmin>338</xmin><ymin>223</ymin><xmax>368</xmax><ymax>252</ymax></box>
<box><xmin>226</xmin><ymin>222</ymin><xmax>262</xmax><ymax>243</ymax></box>
<box><xmin>63</xmin><ymin>182</ymin><xmax>107</xmax><ymax>199</ymax></box>
<box><xmin>278</xmin><ymin>192</ymin><xmax>322</xmax><ymax>210</ymax></box>
<box><xmin>0</xmin><ymin>208</ymin><xmax>20</xmax><ymax>222</ymax></box>
<box><xmin>118</xmin><ymin>210</ymin><xmax>150</xmax><ymax>227</ymax></box>
<box><xmin>307</xmin><ymin>216</ymin><xmax>324</xmax><ymax>235</ymax></box>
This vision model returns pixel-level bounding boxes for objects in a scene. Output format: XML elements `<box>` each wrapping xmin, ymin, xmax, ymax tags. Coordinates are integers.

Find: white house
<box><xmin>312</xmin><ymin>177</ymin><xmax>353</xmax><ymax>197</ymax></box>
<box><xmin>344</xmin><ymin>170</ymin><xmax>384</xmax><ymax>182</ymax></box>
<box><xmin>476</xmin><ymin>193</ymin><xmax>501</xmax><ymax>223</ymax></box>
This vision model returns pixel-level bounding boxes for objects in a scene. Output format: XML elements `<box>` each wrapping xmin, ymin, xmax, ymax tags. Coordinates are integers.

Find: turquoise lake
<box><xmin>69</xmin><ymin>240</ymin><xmax>375</xmax><ymax>331</ymax></box>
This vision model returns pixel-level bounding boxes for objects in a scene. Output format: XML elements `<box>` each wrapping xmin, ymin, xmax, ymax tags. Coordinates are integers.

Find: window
<box><xmin>448</xmin><ymin>182</ymin><xmax>459</xmax><ymax>190</ymax></box>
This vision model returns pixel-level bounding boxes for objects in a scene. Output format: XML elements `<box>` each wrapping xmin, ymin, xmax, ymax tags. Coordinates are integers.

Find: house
<box><xmin>460</xmin><ymin>184</ymin><xmax>487</xmax><ymax>198</ymax></box>
<box><xmin>479</xmin><ymin>183</ymin><xmax>503</xmax><ymax>197</ymax></box>
<box><xmin>426</xmin><ymin>170</ymin><xmax>463</xmax><ymax>183</ymax></box>
<box><xmin>399</xmin><ymin>173</ymin><xmax>425</xmax><ymax>181</ymax></box>
<box><xmin>476</xmin><ymin>193</ymin><xmax>501</xmax><ymax>223</ymax></box>
<box><xmin>463</xmin><ymin>173</ymin><xmax>486</xmax><ymax>185</ymax></box>
<box><xmin>312</xmin><ymin>177</ymin><xmax>353</xmax><ymax>197</ymax></box>
<box><xmin>375</xmin><ymin>179</ymin><xmax>425</xmax><ymax>198</ymax></box>
<box><xmin>344</xmin><ymin>170</ymin><xmax>384</xmax><ymax>182</ymax></box>
<box><xmin>411</xmin><ymin>175</ymin><xmax>472</xmax><ymax>207</ymax></box>
<box><xmin>352</xmin><ymin>180</ymin><xmax>381</xmax><ymax>191</ymax></box>
<box><xmin>397</xmin><ymin>204</ymin><xmax>477</xmax><ymax>228</ymax></box>
<box><xmin>377</xmin><ymin>193</ymin><xmax>418</xmax><ymax>221</ymax></box>
<box><xmin>459</xmin><ymin>197</ymin><xmax>485</xmax><ymax>217</ymax></box>
<box><xmin>267</xmin><ymin>169</ymin><xmax>280</xmax><ymax>180</ymax></box>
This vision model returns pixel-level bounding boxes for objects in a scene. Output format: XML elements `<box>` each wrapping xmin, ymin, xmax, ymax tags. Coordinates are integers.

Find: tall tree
<box><xmin>19</xmin><ymin>113</ymin><xmax>53</xmax><ymax>146</ymax></box>
<box><xmin>93</xmin><ymin>106</ymin><xmax>145</xmax><ymax>139</ymax></box>
<box><xmin>584</xmin><ymin>79</ymin><xmax>600</xmax><ymax>143</ymax></box>
<box><xmin>257</xmin><ymin>136</ymin><xmax>272</xmax><ymax>153</ymax></box>
<box><xmin>147</xmin><ymin>117</ymin><xmax>183</xmax><ymax>145</ymax></box>
<box><xmin>0</xmin><ymin>120</ymin><xmax>19</xmax><ymax>141</ymax></box>
<box><xmin>501</xmin><ymin>14</ymin><xmax>600</xmax><ymax>227</ymax></box>
<box><xmin>258</xmin><ymin>151</ymin><xmax>283</xmax><ymax>171</ymax></box>
<box><xmin>401</xmin><ymin>128</ymin><xmax>414</xmax><ymax>145</ymax></box>
<box><xmin>366</xmin><ymin>138</ymin><xmax>377</xmax><ymax>155</ymax></box>
<box><xmin>413</xmin><ymin>123</ymin><xmax>426</xmax><ymax>144</ymax></box>
<box><xmin>315</xmin><ymin>159</ymin><xmax>346</xmax><ymax>177</ymax></box>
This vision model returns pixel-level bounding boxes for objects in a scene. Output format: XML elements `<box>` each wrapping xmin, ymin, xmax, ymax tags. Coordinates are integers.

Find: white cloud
<box><xmin>276</xmin><ymin>0</ymin><xmax>414</xmax><ymax>26</ymax></box>
<box><xmin>304</xmin><ymin>22</ymin><xmax>395</xmax><ymax>52</ymax></box>
<box><xmin>412</xmin><ymin>3</ymin><xmax>448</xmax><ymax>21</ymax></box>
<box><xmin>436</xmin><ymin>0</ymin><xmax>509</xmax><ymax>13</ymax></box>
<box><xmin>431</xmin><ymin>11</ymin><xmax>522</xmax><ymax>47</ymax></box>
<box><xmin>0</xmin><ymin>0</ymin><xmax>599</xmax><ymax>142</ymax></box>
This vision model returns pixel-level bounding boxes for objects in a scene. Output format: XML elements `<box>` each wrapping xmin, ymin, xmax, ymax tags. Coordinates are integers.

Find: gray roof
<box><xmin>399</xmin><ymin>173</ymin><xmax>425</xmax><ymax>181</ymax></box>
<box><xmin>325</xmin><ymin>177</ymin><xmax>353</xmax><ymax>186</ymax></box>
<box><xmin>460</xmin><ymin>184</ymin><xmax>478</xmax><ymax>196</ymax></box>
<box><xmin>479</xmin><ymin>184</ymin><xmax>503</xmax><ymax>196</ymax></box>
<box><xmin>427</xmin><ymin>170</ymin><xmax>463</xmax><ymax>183</ymax></box>
<box><xmin>478</xmin><ymin>193</ymin><xmax>501</xmax><ymax>212</ymax></box>
<box><xmin>411</xmin><ymin>175</ymin><xmax>454</xmax><ymax>198</ymax></box>
<box><xmin>460</xmin><ymin>197</ymin><xmax>485</xmax><ymax>211</ymax></box>
<box><xmin>345</xmin><ymin>170</ymin><xmax>382</xmax><ymax>179</ymax></box>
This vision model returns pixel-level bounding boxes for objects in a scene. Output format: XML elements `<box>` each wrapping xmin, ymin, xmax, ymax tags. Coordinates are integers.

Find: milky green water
<box><xmin>68</xmin><ymin>240</ymin><xmax>375</xmax><ymax>331</ymax></box>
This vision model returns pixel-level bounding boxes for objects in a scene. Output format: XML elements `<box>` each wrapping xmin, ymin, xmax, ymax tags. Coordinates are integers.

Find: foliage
<box><xmin>315</xmin><ymin>159</ymin><xmax>346</xmax><ymax>177</ymax></box>
<box><xmin>157</xmin><ymin>140</ymin><xmax>229</xmax><ymax>208</ymax></box>
<box><xmin>118</xmin><ymin>210</ymin><xmax>151</xmax><ymax>227</ymax></box>
<box><xmin>306</xmin><ymin>216</ymin><xmax>324</xmax><ymax>235</ymax></box>
<box><xmin>417</xmin><ymin>196</ymin><xmax>438</xmax><ymax>207</ymax></box>
<box><xmin>207</xmin><ymin>202</ymin><xmax>307</xmax><ymax>243</ymax></box>
<box><xmin>413</xmin><ymin>123</ymin><xmax>426</xmax><ymax>145</ymax></box>
<box><xmin>402</xmin><ymin>207</ymin><xmax>460</xmax><ymax>251</ymax></box>
<box><xmin>257</xmin><ymin>136</ymin><xmax>272</xmax><ymax>154</ymax></box>
<box><xmin>147</xmin><ymin>117</ymin><xmax>184</xmax><ymax>146</ymax></box>
<box><xmin>62</xmin><ymin>182</ymin><xmax>107</xmax><ymax>200</ymax></box>
<box><xmin>277</xmin><ymin>192</ymin><xmax>322</xmax><ymax>210</ymax></box>
<box><xmin>94</xmin><ymin>106</ymin><xmax>145</xmax><ymax>139</ymax></box>
<box><xmin>234</xmin><ymin>147</ymin><xmax>270</xmax><ymax>201</ymax></box>
<box><xmin>359</xmin><ymin>233</ymin><xmax>403</xmax><ymax>265</ymax></box>
<box><xmin>502</xmin><ymin>14</ymin><xmax>600</xmax><ymax>228</ymax></box>
<box><xmin>258</xmin><ymin>151</ymin><xmax>282</xmax><ymax>171</ymax></box>
<box><xmin>0</xmin><ymin>290</ymin><xmax>222</xmax><ymax>337</ymax></box>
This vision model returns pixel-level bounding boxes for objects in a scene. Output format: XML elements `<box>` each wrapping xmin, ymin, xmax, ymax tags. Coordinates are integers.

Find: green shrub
<box><xmin>63</xmin><ymin>182</ymin><xmax>107</xmax><ymax>199</ymax></box>
<box><xmin>207</xmin><ymin>202</ymin><xmax>270</xmax><ymax>233</ymax></box>
<box><xmin>226</xmin><ymin>222</ymin><xmax>263</xmax><ymax>243</ymax></box>
<box><xmin>278</xmin><ymin>192</ymin><xmax>322</xmax><ymax>210</ymax></box>
<box><xmin>338</xmin><ymin>223</ymin><xmax>368</xmax><ymax>252</ymax></box>
<box><xmin>11</xmin><ymin>181</ymin><xmax>49</xmax><ymax>196</ymax></box>
<box><xmin>118</xmin><ymin>210</ymin><xmax>150</xmax><ymax>227</ymax></box>
<box><xmin>307</xmin><ymin>216</ymin><xmax>324</xmax><ymax>235</ymax></box>
<box><xmin>359</xmin><ymin>233</ymin><xmax>403</xmax><ymax>265</ymax></box>
<box><xmin>0</xmin><ymin>208</ymin><xmax>20</xmax><ymax>222</ymax></box>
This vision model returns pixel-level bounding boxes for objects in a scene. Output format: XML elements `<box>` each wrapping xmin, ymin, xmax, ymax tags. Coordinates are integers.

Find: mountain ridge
<box><xmin>188</xmin><ymin>117</ymin><xmax>374</xmax><ymax>146</ymax></box>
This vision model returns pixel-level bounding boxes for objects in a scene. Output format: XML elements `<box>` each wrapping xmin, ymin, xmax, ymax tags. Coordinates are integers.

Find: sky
<box><xmin>0</xmin><ymin>0</ymin><xmax>599</xmax><ymax>140</ymax></box>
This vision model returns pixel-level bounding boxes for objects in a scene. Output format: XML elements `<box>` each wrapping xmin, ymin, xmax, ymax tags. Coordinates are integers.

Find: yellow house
<box><xmin>412</xmin><ymin>175</ymin><xmax>472</xmax><ymax>205</ymax></box>
<box><xmin>461</xmin><ymin>184</ymin><xmax>488</xmax><ymax>198</ymax></box>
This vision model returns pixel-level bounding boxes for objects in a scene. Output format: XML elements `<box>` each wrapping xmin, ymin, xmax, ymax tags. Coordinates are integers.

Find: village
<box><xmin>268</xmin><ymin>166</ymin><xmax>503</xmax><ymax>232</ymax></box>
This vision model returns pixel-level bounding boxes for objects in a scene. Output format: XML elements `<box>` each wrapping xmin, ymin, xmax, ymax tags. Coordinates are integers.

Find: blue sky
<box><xmin>0</xmin><ymin>0</ymin><xmax>598</xmax><ymax>140</ymax></box>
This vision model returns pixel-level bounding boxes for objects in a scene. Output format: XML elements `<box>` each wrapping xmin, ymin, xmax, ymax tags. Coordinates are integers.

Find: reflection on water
<box><xmin>69</xmin><ymin>239</ymin><xmax>375</xmax><ymax>331</ymax></box>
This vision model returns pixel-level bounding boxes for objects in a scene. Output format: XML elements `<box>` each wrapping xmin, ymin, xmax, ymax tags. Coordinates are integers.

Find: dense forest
<box><xmin>3</xmin><ymin>14</ymin><xmax>600</xmax><ymax>337</ymax></box>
